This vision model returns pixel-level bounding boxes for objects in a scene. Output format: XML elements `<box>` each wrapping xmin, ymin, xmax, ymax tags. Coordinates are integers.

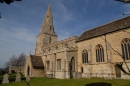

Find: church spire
<box><xmin>45</xmin><ymin>5</ymin><xmax>52</xmax><ymax>19</ymax></box>
<box><xmin>40</xmin><ymin>5</ymin><xmax>56</xmax><ymax>35</ymax></box>
<box><xmin>35</xmin><ymin>5</ymin><xmax>57</xmax><ymax>55</ymax></box>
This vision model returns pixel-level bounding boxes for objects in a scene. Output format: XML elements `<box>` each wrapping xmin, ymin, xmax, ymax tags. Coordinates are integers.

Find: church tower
<box><xmin>35</xmin><ymin>5</ymin><xmax>57</xmax><ymax>55</ymax></box>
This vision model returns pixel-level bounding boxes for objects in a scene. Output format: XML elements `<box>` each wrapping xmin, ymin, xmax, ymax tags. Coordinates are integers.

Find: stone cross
<box><xmin>2</xmin><ymin>73</ymin><xmax>9</xmax><ymax>84</ymax></box>
<box><xmin>26</xmin><ymin>76</ymin><xmax>30</xmax><ymax>82</ymax></box>
<box><xmin>15</xmin><ymin>72</ymin><xmax>21</xmax><ymax>82</ymax></box>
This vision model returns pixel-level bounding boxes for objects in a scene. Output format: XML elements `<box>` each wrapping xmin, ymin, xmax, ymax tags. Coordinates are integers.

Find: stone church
<box><xmin>24</xmin><ymin>5</ymin><xmax>130</xmax><ymax>79</ymax></box>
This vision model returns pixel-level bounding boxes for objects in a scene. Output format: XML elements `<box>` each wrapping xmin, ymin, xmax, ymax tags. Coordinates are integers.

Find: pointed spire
<box><xmin>40</xmin><ymin>5</ymin><xmax>56</xmax><ymax>35</ymax></box>
<box><xmin>45</xmin><ymin>5</ymin><xmax>52</xmax><ymax>19</ymax></box>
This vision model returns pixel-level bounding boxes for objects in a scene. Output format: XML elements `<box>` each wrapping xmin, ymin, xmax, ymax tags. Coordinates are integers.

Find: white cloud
<box><xmin>0</xmin><ymin>27</ymin><xmax>36</xmax><ymax>68</ymax></box>
<box><xmin>12</xmin><ymin>28</ymin><xmax>36</xmax><ymax>43</ymax></box>
<box><xmin>53</xmin><ymin>1</ymin><xmax>74</xmax><ymax>22</ymax></box>
<box><xmin>0</xmin><ymin>27</ymin><xmax>36</xmax><ymax>43</ymax></box>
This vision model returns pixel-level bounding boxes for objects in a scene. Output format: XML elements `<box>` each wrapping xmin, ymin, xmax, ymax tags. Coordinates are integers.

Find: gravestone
<box><xmin>26</xmin><ymin>76</ymin><xmax>30</xmax><ymax>82</ymax></box>
<box><xmin>2</xmin><ymin>73</ymin><xmax>9</xmax><ymax>84</ymax></box>
<box><xmin>15</xmin><ymin>72</ymin><xmax>21</xmax><ymax>82</ymax></box>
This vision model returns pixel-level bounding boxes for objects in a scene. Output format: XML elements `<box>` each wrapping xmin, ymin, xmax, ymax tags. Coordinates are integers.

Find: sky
<box><xmin>0</xmin><ymin>0</ymin><xmax>130</xmax><ymax>68</ymax></box>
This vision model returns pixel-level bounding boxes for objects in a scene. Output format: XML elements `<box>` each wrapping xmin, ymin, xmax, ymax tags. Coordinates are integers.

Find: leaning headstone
<box><xmin>15</xmin><ymin>72</ymin><xmax>21</xmax><ymax>82</ymax></box>
<box><xmin>2</xmin><ymin>73</ymin><xmax>9</xmax><ymax>84</ymax></box>
<box><xmin>26</xmin><ymin>76</ymin><xmax>30</xmax><ymax>82</ymax></box>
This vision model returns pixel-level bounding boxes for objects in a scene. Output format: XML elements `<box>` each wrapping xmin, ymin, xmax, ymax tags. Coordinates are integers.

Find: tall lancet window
<box><xmin>121</xmin><ymin>38</ymin><xmax>130</xmax><ymax>60</ymax></box>
<box><xmin>49</xmin><ymin>37</ymin><xmax>51</xmax><ymax>43</ymax></box>
<box><xmin>82</xmin><ymin>50</ymin><xmax>88</xmax><ymax>63</ymax></box>
<box><xmin>96</xmin><ymin>44</ymin><xmax>104</xmax><ymax>62</ymax></box>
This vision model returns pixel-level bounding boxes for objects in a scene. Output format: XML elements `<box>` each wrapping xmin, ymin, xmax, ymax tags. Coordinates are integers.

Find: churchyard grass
<box><xmin>0</xmin><ymin>74</ymin><xmax>130</xmax><ymax>86</ymax></box>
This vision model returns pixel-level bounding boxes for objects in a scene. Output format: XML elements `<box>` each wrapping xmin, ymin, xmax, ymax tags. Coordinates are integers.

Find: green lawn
<box><xmin>0</xmin><ymin>74</ymin><xmax>130</xmax><ymax>86</ymax></box>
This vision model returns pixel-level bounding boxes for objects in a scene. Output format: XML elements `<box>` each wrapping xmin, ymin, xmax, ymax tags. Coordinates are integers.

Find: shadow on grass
<box><xmin>85</xmin><ymin>82</ymin><xmax>112</xmax><ymax>86</ymax></box>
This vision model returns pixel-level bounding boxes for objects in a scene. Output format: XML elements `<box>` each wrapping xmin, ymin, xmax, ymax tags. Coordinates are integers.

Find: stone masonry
<box><xmin>24</xmin><ymin>5</ymin><xmax>130</xmax><ymax>79</ymax></box>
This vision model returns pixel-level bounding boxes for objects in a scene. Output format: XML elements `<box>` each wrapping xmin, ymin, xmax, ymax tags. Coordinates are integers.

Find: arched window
<box><xmin>71</xmin><ymin>57</ymin><xmax>75</xmax><ymax>71</ymax></box>
<box><xmin>69</xmin><ymin>57</ymin><xmax>75</xmax><ymax>71</ymax></box>
<box><xmin>82</xmin><ymin>50</ymin><xmax>88</xmax><ymax>63</ymax></box>
<box><xmin>121</xmin><ymin>38</ymin><xmax>130</xmax><ymax>60</ymax></box>
<box><xmin>96</xmin><ymin>44</ymin><xmax>104</xmax><ymax>62</ymax></box>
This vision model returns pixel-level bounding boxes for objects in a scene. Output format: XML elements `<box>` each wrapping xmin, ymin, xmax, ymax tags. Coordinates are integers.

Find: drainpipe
<box><xmin>54</xmin><ymin>53</ymin><xmax>56</xmax><ymax>78</ymax></box>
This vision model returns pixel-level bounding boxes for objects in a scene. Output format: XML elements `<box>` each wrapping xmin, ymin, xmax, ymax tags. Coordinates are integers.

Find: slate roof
<box><xmin>76</xmin><ymin>16</ymin><xmax>130</xmax><ymax>42</ymax></box>
<box><xmin>30</xmin><ymin>55</ymin><xmax>44</xmax><ymax>68</ymax></box>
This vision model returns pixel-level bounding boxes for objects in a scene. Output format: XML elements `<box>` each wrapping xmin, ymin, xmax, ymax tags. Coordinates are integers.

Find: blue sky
<box><xmin>0</xmin><ymin>0</ymin><xmax>130</xmax><ymax>68</ymax></box>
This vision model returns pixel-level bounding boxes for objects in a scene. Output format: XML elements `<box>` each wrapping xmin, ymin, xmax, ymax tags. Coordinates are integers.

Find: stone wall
<box><xmin>24</xmin><ymin>56</ymin><xmax>32</xmax><ymax>77</ymax></box>
<box><xmin>77</xmin><ymin>28</ymin><xmax>130</xmax><ymax>79</ymax></box>
<box><xmin>41</xmin><ymin>36</ymin><xmax>78</xmax><ymax>79</ymax></box>
<box><xmin>9</xmin><ymin>66</ymin><xmax>24</xmax><ymax>74</ymax></box>
<box><xmin>42</xmin><ymin>36</ymin><xmax>78</xmax><ymax>55</ymax></box>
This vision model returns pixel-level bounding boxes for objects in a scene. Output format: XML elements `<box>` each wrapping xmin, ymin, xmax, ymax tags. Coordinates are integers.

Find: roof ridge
<box><xmin>77</xmin><ymin>16</ymin><xmax>130</xmax><ymax>42</ymax></box>
<box><xmin>87</xmin><ymin>16</ymin><xmax>130</xmax><ymax>32</ymax></box>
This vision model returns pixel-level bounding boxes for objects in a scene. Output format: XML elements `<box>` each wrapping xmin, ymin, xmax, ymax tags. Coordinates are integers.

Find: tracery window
<box><xmin>96</xmin><ymin>44</ymin><xmax>104</xmax><ymax>62</ymax></box>
<box><xmin>82</xmin><ymin>50</ymin><xmax>88</xmax><ymax>63</ymax></box>
<box><xmin>121</xmin><ymin>38</ymin><xmax>130</xmax><ymax>60</ymax></box>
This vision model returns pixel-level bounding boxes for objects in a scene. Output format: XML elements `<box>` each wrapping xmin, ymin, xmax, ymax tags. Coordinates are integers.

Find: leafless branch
<box><xmin>100</xmin><ymin>36</ymin><xmax>130</xmax><ymax>75</ymax></box>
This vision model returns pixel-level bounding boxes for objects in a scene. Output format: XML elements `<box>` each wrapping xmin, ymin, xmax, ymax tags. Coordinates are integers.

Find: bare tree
<box><xmin>100</xmin><ymin>35</ymin><xmax>130</xmax><ymax>75</ymax></box>
<box><xmin>6</xmin><ymin>55</ymin><xmax>18</xmax><ymax>67</ymax></box>
<box><xmin>16</xmin><ymin>53</ymin><xmax>26</xmax><ymax>66</ymax></box>
<box><xmin>5</xmin><ymin>53</ymin><xmax>26</xmax><ymax>67</ymax></box>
